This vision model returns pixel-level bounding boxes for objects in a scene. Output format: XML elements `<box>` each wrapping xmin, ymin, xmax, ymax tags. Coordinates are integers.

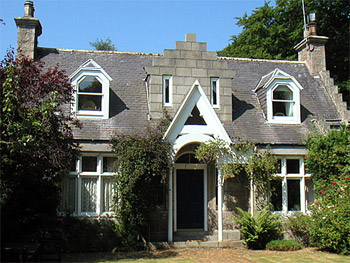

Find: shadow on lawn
<box><xmin>62</xmin><ymin>250</ymin><xmax>179</xmax><ymax>262</ymax></box>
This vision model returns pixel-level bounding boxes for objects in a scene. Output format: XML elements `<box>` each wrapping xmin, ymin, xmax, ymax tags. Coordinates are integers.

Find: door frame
<box><xmin>174</xmin><ymin>163</ymin><xmax>208</xmax><ymax>232</ymax></box>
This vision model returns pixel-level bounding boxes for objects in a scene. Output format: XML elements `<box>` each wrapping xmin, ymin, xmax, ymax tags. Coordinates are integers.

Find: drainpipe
<box><xmin>217</xmin><ymin>165</ymin><xmax>223</xmax><ymax>242</ymax></box>
<box><xmin>168</xmin><ymin>165</ymin><xmax>173</xmax><ymax>242</ymax></box>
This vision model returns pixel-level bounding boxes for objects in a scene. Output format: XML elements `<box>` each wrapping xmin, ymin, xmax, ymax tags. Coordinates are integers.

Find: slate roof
<box><xmin>38</xmin><ymin>48</ymin><xmax>155</xmax><ymax>140</ymax></box>
<box><xmin>37</xmin><ymin>48</ymin><xmax>340</xmax><ymax>146</ymax></box>
<box><xmin>224</xmin><ymin>58</ymin><xmax>340</xmax><ymax>144</ymax></box>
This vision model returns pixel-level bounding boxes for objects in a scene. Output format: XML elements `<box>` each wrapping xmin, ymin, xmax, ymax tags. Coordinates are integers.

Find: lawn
<box><xmin>62</xmin><ymin>248</ymin><xmax>349</xmax><ymax>263</ymax></box>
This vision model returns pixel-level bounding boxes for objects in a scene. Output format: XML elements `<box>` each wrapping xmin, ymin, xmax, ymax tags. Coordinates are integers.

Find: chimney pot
<box><xmin>309</xmin><ymin>13</ymin><xmax>316</xmax><ymax>22</ymax></box>
<box><xmin>24</xmin><ymin>1</ymin><xmax>34</xmax><ymax>17</ymax></box>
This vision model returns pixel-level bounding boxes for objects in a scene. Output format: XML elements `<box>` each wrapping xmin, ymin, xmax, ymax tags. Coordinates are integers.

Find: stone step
<box><xmin>206</xmin><ymin>230</ymin><xmax>241</xmax><ymax>241</ymax></box>
<box><xmin>148</xmin><ymin>240</ymin><xmax>244</xmax><ymax>250</ymax></box>
<box><xmin>173</xmin><ymin>230</ymin><xmax>241</xmax><ymax>242</ymax></box>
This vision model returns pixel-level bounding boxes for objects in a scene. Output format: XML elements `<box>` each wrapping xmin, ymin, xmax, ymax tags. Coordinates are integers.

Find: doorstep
<box><xmin>148</xmin><ymin>240</ymin><xmax>244</xmax><ymax>250</ymax></box>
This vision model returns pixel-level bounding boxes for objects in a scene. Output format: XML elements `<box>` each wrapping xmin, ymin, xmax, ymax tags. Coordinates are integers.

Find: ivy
<box><xmin>111</xmin><ymin>129</ymin><xmax>171</xmax><ymax>250</ymax></box>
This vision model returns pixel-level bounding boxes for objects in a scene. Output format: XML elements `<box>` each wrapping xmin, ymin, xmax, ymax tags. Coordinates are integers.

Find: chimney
<box><xmin>294</xmin><ymin>13</ymin><xmax>328</xmax><ymax>76</ymax></box>
<box><xmin>14</xmin><ymin>1</ymin><xmax>42</xmax><ymax>59</ymax></box>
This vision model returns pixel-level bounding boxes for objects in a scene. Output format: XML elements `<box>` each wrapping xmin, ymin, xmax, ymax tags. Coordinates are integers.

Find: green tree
<box><xmin>89</xmin><ymin>37</ymin><xmax>116</xmax><ymax>51</ymax></box>
<box><xmin>219</xmin><ymin>0</ymin><xmax>349</xmax><ymax>102</ymax></box>
<box><xmin>0</xmin><ymin>51</ymin><xmax>80</xmax><ymax>243</ymax></box>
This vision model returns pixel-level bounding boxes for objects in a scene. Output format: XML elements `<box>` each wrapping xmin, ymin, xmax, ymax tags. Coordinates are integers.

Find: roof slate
<box><xmin>37</xmin><ymin>48</ymin><xmax>340</xmax><ymax>145</ymax></box>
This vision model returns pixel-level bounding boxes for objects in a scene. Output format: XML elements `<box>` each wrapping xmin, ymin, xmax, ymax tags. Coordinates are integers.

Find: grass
<box><xmin>245</xmin><ymin>250</ymin><xmax>349</xmax><ymax>263</ymax></box>
<box><xmin>62</xmin><ymin>248</ymin><xmax>349</xmax><ymax>263</ymax></box>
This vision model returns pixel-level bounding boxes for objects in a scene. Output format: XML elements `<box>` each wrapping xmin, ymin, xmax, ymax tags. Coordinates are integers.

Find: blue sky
<box><xmin>1</xmin><ymin>0</ymin><xmax>269</xmax><ymax>59</ymax></box>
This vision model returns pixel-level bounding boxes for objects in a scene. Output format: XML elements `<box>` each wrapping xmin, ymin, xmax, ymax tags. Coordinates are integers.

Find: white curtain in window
<box><xmin>102</xmin><ymin>177</ymin><xmax>113</xmax><ymax>212</ymax></box>
<box><xmin>60</xmin><ymin>177</ymin><xmax>76</xmax><ymax>212</ymax></box>
<box><xmin>81</xmin><ymin>177</ymin><xmax>97</xmax><ymax>212</ymax></box>
<box><xmin>285</xmin><ymin>102</ymin><xmax>294</xmax><ymax>117</ymax></box>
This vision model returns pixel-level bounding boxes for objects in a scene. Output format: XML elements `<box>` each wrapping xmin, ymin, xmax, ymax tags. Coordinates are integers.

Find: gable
<box><xmin>164</xmin><ymin>80</ymin><xmax>231</xmax><ymax>153</ymax></box>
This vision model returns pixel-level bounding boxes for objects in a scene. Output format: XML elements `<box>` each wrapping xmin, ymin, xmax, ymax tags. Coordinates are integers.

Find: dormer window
<box><xmin>163</xmin><ymin>75</ymin><xmax>172</xmax><ymax>106</ymax></box>
<box><xmin>77</xmin><ymin>76</ymin><xmax>103</xmax><ymax>111</ymax></box>
<box><xmin>70</xmin><ymin>59</ymin><xmax>112</xmax><ymax>119</ymax></box>
<box><xmin>272</xmin><ymin>85</ymin><xmax>294</xmax><ymax>117</ymax></box>
<box><xmin>254</xmin><ymin>69</ymin><xmax>303</xmax><ymax>124</ymax></box>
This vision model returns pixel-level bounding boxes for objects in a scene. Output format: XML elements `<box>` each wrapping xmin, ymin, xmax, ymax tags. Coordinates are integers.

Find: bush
<box><xmin>286</xmin><ymin>213</ymin><xmax>313</xmax><ymax>247</ymax></box>
<box><xmin>235</xmin><ymin>206</ymin><xmax>283</xmax><ymax>249</ymax></box>
<box><xmin>310</xmin><ymin>174</ymin><xmax>350</xmax><ymax>255</ymax></box>
<box><xmin>266</xmin><ymin>239</ymin><xmax>302</xmax><ymax>251</ymax></box>
<box><xmin>61</xmin><ymin>216</ymin><xmax>119</xmax><ymax>253</ymax></box>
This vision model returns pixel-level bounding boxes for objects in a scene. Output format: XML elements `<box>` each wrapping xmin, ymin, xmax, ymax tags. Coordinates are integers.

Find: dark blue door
<box><xmin>176</xmin><ymin>169</ymin><xmax>204</xmax><ymax>229</ymax></box>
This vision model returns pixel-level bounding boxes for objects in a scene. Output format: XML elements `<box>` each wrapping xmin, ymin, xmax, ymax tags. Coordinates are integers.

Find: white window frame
<box><xmin>272</xmin><ymin>156</ymin><xmax>312</xmax><ymax>214</ymax></box>
<box><xmin>163</xmin><ymin>75</ymin><xmax>173</xmax><ymax>106</ymax></box>
<box><xmin>210</xmin><ymin>77</ymin><xmax>220</xmax><ymax>108</ymax></box>
<box><xmin>70</xmin><ymin>60</ymin><xmax>112</xmax><ymax>119</ymax></box>
<box><xmin>63</xmin><ymin>154</ymin><xmax>116</xmax><ymax>217</ymax></box>
<box><xmin>267</xmin><ymin>80</ymin><xmax>301</xmax><ymax>124</ymax></box>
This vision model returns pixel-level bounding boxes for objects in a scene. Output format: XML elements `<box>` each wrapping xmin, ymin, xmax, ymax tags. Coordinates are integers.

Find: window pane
<box><xmin>273</xmin><ymin>86</ymin><xmax>293</xmax><ymax>100</ymax></box>
<box><xmin>102</xmin><ymin>177</ymin><xmax>113</xmax><ymax>212</ymax></box>
<box><xmin>175</xmin><ymin>153</ymin><xmax>200</xmax><ymax>164</ymax></box>
<box><xmin>82</xmin><ymin>156</ymin><xmax>97</xmax><ymax>172</ymax></box>
<box><xmin>81</xmin><ymin>177</ymin><xmax>97</xmax><ymax>212</ymax></box>
<box><xmin>287</xmin><ymin>159</ymin><xmax>300</xmax><ymax>174</ymax></box>
<box><xmin>79</xmin><ymin>76</ymin><xmax>102</xmax><ymax>93</ymax></box>
<box><xmin>212</xmin><ymin>79</ymin><xmax>217</xmax><ymax>105</ymax></box>
<box><xmin>273</xmin><ymin>102</ymin><xmax>294</xmax><ymax>117</ymax></box>
<box><xmin>78</xmin><ymin>95</ymin><xmax>102</xmax><ymax>111</ymax></box>
<box><xmin>103</xmin><ymin>157</ymin><xmax>117</xmax><ymax>172</ymax></box>
<box><xmin>271</xmin><ymin>180</ymin><xmax>282</xmax><ymax>211</ymax></box>
<box><xmin>305</xmin><ymin>178</ymin><xmax>315</xmax><ymax>210</ymax></box>
<box><xmin>60</xmin><ymin>177</ymin><xmax>76</xmax><ymax>212</ymax></box>
<box><xmin>164</xmin><ymin>78</ymin><xmax>170</xmax><ymax>103</ymax></box>
<box><xmin>288</xmin><ymin>179</ymin><xmax>300</xmax><ymax>211</ymax></box>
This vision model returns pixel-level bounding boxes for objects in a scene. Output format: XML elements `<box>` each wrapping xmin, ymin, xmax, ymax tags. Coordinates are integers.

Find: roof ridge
<box><xmin>217</xmin><ymin>56</ymin><xmax>305</xmax><ymax>64</ymax></box>
<box><xmin>38</xmin><ymin>47</ymin><xmax>163</xmax><ymax>56</ymax></box>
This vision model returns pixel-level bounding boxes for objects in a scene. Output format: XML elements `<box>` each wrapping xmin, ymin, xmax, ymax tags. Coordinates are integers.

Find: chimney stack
<box><xmin>294</xmin><ymin>13</ymin><xmax>328</xmax><ymax>76</ymax></box>
<box><xmin>14</xmin><ymin>1</ymin><xmax>42</xmax><ymax>59</ymax></box>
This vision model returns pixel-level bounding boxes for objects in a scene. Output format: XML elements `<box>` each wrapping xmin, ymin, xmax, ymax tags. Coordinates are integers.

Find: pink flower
<box><xmin>341</xmin><ymin>174</ymin><xmax>344</xmax><ymax>177</ymax></box>
<box><xmin>346</xmin><ymin>177</ymin><xmax>350</xmax><ymax>180</ymax></box>
<box><xmin>332</xmin><ymin>181</ymin><xmax>337</xmax><ymax>186</ymax></box>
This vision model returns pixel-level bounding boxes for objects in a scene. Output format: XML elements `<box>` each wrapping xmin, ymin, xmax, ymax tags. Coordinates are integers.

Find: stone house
<box><xmin>15</xmin><ymin>1</ymin><xmax>349</xmax><ymax>243</ymax></box>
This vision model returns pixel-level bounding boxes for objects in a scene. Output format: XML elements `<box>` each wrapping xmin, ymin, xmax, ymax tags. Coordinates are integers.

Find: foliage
<box><xmin>305</xmin><ymin>126</ymin><xmax>350</xmax><ymax>254</ymax></box>
<box><xmin>90</xmin><ymin>37</ymin><xmax>116</xmax><ymax>51</ymax></box>
<box><xmin>309</xmin><ymin>174</ymin><xmax>350</xmax><ymax>255</ymax></box>
<box><xmin>61</xmin><ymin>216</ymin><xmax>119</xmax><ymax>253</ymax></box>
<box><xmin>235</xmin><ymin>206</ymin><xmax>283</xmax><ymax>250</ymax></box>
<box><xmin>305</xmin><ymin>125</ymin><xmax>350</xmax><ymax>190</ymax></box>
<box><xmin>286</xmin><ymin>213</ymin><xmax>313</xmax><ymax>247</ymax></box>
<box><xmin>0</xmin><ymin>51</ymin><xmax>79</xmax><ymax>243</ymax></box>
<box><xmin>196</xmin><ymin>139</ymin><xmax>278</xmax><ymax>182</ymax></box>
<box><xmin>266</xmin><ymin>239</ymin><xmax>302</xmax><ymax>251</ymax></box>
<box><xmin>195</xmin><ymin>138</ymin><xmax>231</xmax><ymax>165</ymax></box>
<box><xmin>219</xmin><ymin>0</ymin><xmax>349</xmax><ymax>101</ymax></box>
<box><xmin>195</xmin><ymin>138</ymin><xmax>279</xmax><ymax>208</ymax></box>
<box><xmin>111</xmin><ymin>129</ymin><xmax>171</xmax><ymax>250</ymax></box>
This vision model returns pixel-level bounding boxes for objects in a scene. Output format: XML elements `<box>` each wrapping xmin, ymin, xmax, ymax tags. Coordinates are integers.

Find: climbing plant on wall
<box><xmin>195</xmin><ymin>138</ymin><xmax>279</xmax><ymax>209</ymax></box>
<box><xmin>111</xmin><ymin>128</ymin><xmax>171</xmax><ymax>250</ymax></box>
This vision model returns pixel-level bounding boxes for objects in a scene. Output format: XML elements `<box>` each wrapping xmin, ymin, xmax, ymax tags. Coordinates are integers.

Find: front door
<box><xmin>176</xmin><ymin>169</ymin><xmax>204</xmax><ymax>229</ymax></box>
